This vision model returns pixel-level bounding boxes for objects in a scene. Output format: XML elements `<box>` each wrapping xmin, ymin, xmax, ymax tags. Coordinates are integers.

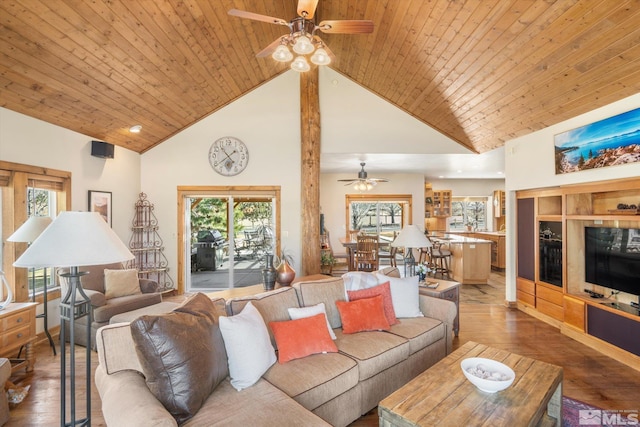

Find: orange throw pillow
<box><xmin>270</xmin><ymin>314</ymin><xmax>338</xmax><ymax>363</ymax></box>
<box><xmin>347</xmin><ymin>281</ymin><xmax>398</xmax><ymax>326</ymax></box>
<box><xmin>336</xmin><ymin>295</ymin><xmax>391</xmax><ymax>334</ymax></box>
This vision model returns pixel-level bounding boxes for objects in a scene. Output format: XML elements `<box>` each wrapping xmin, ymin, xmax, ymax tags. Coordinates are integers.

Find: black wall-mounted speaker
<box><xmin>91</xmin><ymin>140</ymin><xmax>114</xmax><ymax>159</ymax></box>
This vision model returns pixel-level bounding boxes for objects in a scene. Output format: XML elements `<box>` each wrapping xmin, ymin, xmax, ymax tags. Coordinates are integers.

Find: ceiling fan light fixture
<box><xmin>272</xmin><ymin>44</ymin><xmax>293</xmax><ymax>62</ymax></box>
<box><xmin>310</xmin><ymin>47</ymin><xmax>331</xmax><ymax>65</ymax></box>
<box><xmin>291</xmin><ymin>56</ymin><xmax>311</xmax><ymax>72</ymax></box>
<box><xmin>292</xmin><ymin>35</ymin><xmax>314</xmax><ymax>54</ymax></box>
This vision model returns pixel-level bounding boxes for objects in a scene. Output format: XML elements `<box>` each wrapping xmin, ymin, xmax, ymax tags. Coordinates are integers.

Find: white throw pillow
<box><xmin>103</xmin><ymin>269</ymin><xmax>141</xmax><ymax>299</ymax></box>
<box><xmin>375</xmin><ymin>273</ymin><xmax>424</xmax><ymax>318</ymax></box>
<box><xmin>218</xmin><ymin>302</ymin><xmax>276</xmax><ymax>391</ymax></box>
<box><xmin>341</xmin><ymin>271</ymin><xmax>378</xmax><ymax>293</ymax></box>
<box><xmin>288</xmin><ymin>303</ymin><xmax>337</xmax><ymax>340</ymax></box>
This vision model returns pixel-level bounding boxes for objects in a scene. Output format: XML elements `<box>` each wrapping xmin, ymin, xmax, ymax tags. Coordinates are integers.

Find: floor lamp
<box><xmin>7</xmin><ymin>216</ymin><xmax>55</xmax><ymax>354</ymax></box>
<box><xmin>391</xmin><ymin>225</ymin><xmax>431</xmax><ymax>277</ymax></box>
<box><xmin>14</xmin><ymin>212</ymin><xmax>134</xmax><ymax>427</ymax></box>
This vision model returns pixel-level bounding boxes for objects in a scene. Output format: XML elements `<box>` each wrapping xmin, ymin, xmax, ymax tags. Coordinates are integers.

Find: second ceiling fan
<box><xmin>338</xmin><ymin>163</ymin><xmax>389</xmax><ymax>191</ymax></box>
<box><xmin>228</xmin><ymin>0</ymin><xmax>374</xmax><ymax>72</ymax></box>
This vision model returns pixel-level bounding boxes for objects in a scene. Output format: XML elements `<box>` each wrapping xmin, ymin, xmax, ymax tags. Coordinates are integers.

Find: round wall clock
<box><xmin>209</xmin><ymin>136</ymin><xmax>249</xmax><ymax>176</ymax></box>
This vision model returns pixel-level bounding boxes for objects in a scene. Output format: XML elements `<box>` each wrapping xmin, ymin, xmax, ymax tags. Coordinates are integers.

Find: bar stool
<box><xmin>427</xmin><ymin>239</ymin><xmax>451</xmax><ymax>279</ymax></box>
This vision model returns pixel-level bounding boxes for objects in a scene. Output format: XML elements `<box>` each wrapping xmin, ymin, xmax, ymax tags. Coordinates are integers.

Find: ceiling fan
<box><xmin>228</xmin><ymin>0</ymin><xmax>374</xmax><ymax>72</ymax></box>
<box><xmin>338</xmin><ymin>162</ymin><xmax>389</xmax><ymax>191</ymax></box>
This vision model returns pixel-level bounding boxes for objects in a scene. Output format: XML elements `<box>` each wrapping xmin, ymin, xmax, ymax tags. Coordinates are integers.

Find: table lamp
<box><xmin>7</xmin><ymin>216</ymin><xmax>55</xmax><ymax>353</ymax></box>
<box><xmin>14</xmin><ymin>211</ymin><xmax>134</xmax><ymax>427</ymax></box>
<box><xmin>391</xmin><ymin>225</ymin><xmax>431</xmax><ymax>277</ymax></box>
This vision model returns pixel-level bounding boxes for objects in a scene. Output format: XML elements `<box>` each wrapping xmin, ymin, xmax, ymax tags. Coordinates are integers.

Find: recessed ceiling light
<box><xmin>497</xmin><ymin>171</ymin><xmax>504</xmax><ymax>175</ymax></box>
<box><xmin>129</xmin><ymin>125</ymin><xmax>142</xmax><ymax>133</ymax></box>
<box><xmin>438</xmin><ymin>175</ymin><xmax>444</xmax><ymax>179</ymax></box>
<box><xmin>457</xmin><ymin>170</ymin><xmax>462</xmax><ymax>173</ymax></box>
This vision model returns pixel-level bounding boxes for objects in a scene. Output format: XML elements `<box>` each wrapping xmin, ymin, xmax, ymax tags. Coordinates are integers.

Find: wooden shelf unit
<box><xmin>516</xmin><ymin>177</ymin><xmax>640</xmax><ymax>371</ymax></box>
<box><xmin>424</xmin><ymin>184</ymin><xmax>451</xmax><ymax>232</ymax></box>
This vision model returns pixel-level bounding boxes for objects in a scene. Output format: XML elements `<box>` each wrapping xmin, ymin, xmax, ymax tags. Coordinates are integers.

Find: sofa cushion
<box><xmin>219</xmin><ymin>301</ymin><xmax>277</xmax><ymax>391</ymax></box>
<box><xmin>263</xmin><ymin>352</ymin><xmax>359</xmax><ymax>411</ymax></box>
<box><xmin>334</xmin><ymin>329</ymin><xmax>410</xmax><ymax>381</ymax></box>
<box><xmin>336</xmin><ymin>295</ymin><xmax>390</xmax><ymax>334</ymax></box>
<box><xmin>293</xmin><ymin>276</ymin><xmax>346</xmax><ymax>329</ymax></box>
<box><xmin>270</xmin><ymin>314</ymin><xmax>338</xmax><ymax>363</ymax></box>
<box><xmin>104</xmin><ymin>268</ymin><xmax>142</xmax><ymax>299</ymax></box>
<box><xmin>288</xmin><ymin>303</ymin><xmax>336</xmax><ymax>339</ymax></box>
<box><xmin>185</xmin><ymin>378</ymin><xmax>331</xmax><ymax>426</ymax></box>
<box><xmin>341</xmin><ymin>271</ymin><xmax>378</xmax><ymax>292</ymax></box>
<box><xmin>386</xmin><ymin>317</ymin><xmax>445</xmax><ymax>355</ymax></box>
<box><xmin>130</xmin><ymin>293</ymin><xmax>228</xmax><ymax>425</ymax></box>
<box><xmin>93</xmin><ymin>292</ymin><xmax>162</xmax><ymax>323</ymax></box>
<box><xmin>227</xmin><ymin>287</ymin><xmax>300</xmax><ymax>346</ymax></box>
<box><xmin>347</xmin><ymin>281</ymin><xmax>398</xmax><ymax>325</ymax></box>
<box><xmin>375</xmin><ymin>273</ymin><xmax>423</xmax><ymax>318</ymax></box>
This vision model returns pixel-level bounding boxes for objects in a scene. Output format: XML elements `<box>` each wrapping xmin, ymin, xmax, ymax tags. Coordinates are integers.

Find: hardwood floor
<box><xmin>6</xmin><ymin>271</ymin><xmax>640</xmax><ymax>426</ymax></box>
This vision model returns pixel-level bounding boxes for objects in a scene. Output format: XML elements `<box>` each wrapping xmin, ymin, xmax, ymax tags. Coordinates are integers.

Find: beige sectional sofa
<box><xmin>95</xmin><ymin>267</ymin><xmax>457</xmax><ymax>426</ymax></box>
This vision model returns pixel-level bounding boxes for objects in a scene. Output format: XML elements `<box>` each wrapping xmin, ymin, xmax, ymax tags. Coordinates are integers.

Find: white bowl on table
<box><xmin>460</xmin><ymin>357</ymin><xmax>515</xmax><ymax>393</ymax></box>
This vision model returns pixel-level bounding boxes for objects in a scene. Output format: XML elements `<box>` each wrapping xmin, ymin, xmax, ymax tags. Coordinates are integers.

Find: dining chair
<box><xmin>324</xmin><ymin>230</ymin><xmax>349</xmax><ymax>274</ymax></box>
<box><xmin>354</xmin><ymin>235</ymin><xmax>379</xmax><ymax>272</ymax></box>
<box><xmin>378</xmin><ymin>231</ymin><xmax>398</xmax><ymax>267</ymax></box>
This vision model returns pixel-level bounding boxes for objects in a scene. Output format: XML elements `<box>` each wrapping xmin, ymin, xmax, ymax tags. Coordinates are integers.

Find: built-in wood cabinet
<box><xmin>433</xmin><ymin>190</ymin><xmax>452</xmax><ymax>217</ymax></box>
<box><xmin>424</xmin><ymin>184</ymin><xmax>451</xmax><ymax>232</ymax></box>
<box><xmin>516</xmin><ymin>177</ymin><xmax>640</xmax><ymax>371</ymax></box>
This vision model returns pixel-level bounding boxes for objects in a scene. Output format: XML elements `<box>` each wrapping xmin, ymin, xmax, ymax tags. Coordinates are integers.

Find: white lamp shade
<box><xmin>7</xmin><ymin>216</ymin><xmax>52</xmax><ymax>243</ymax></box>
<box><xmin>292</xmin><ymin>35</ymin><xmax>314</xmax><ymax>54</ymax></box>
<box><xmin>14</xmin><ymin>211</ymin><xmax>133</xmax><ymax>268</ymax></box>
<box><xmin>391</xmin><ymin>225</ymin><xmax>432</xmax><ymax>248</ymax></box>
<box><xmin>310</xmin><ymin>48</ymin><xmax>331</xmax><ymax>65</ymax></box>
<box><xmin>291</xmin><ymin>56</ymin><xmax>311</xmax><ymax>72</ymax></box>
<box><xmin>272</xmin><ymin>44</ymin><xmax>293</xmax><ymax>62</ymax></box>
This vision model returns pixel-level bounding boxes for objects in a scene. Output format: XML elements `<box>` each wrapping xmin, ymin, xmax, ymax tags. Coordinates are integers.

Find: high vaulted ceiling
<box><xmin>1</xmin><ymin>0</ymin><xmax>639</xmax><ymax>155</ymax></box>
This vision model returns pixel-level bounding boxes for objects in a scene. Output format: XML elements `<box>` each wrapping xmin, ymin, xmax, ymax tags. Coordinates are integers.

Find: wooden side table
<box><xmin>419</xmin><ymin>279</ymin><xmax>460</xmax><ymax>336</ymax></box>
<box><xmin>0</xmin><ymin>302</ymin><xmax>37</xmax><ymax>372</ymax></box>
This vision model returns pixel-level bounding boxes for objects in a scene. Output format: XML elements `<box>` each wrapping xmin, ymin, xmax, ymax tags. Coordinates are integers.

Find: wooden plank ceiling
<box><xmin>1</xmin><ymin>0</ymin><xmax>639</xmax><ymax>154</ymax></box>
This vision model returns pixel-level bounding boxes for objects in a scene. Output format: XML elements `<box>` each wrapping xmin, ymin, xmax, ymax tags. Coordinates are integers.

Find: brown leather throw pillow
<box><xmin>130</xmin><ymin>293</ymin><xmax>228</xmax><ymax>424</ymax></box>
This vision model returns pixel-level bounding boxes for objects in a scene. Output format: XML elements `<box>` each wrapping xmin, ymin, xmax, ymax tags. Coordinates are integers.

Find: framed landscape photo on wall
<box><xmin>554</xmin><ymin>107</ymin><xmax>640</xmax><ymax>174</ymax></box>
<box><xmin>88</xmin><ymin>190</ymin><xmax>112</xmax><ymax>226</ymax></box>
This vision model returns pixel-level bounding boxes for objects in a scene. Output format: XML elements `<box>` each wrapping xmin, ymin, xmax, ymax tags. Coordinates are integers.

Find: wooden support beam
<box><xmin>300</xmin><ymin>68</ymin><xmax>321</xmax><ymax>276</ymax></box>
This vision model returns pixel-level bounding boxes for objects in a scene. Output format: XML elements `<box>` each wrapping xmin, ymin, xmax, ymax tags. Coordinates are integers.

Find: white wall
<box><xmin>503</xmin><ymin>93</ymin><xmax>640</xmax><ymax>301</ymax></box>
<box><xmin>0</xmin><ymin>107</ymin><xmax>142</xmax><ymax>332</ymax></box>
<box><xmin>141</xmin><ymin>72</ymin><xmax>302</xmax><ymax>283</ymax></box>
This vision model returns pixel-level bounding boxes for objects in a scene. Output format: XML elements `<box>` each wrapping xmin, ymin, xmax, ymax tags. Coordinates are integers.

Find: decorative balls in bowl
<box><xmin>460</xmin><ymin>357</ymin><xmax>515</xmax><ymax>393</ymax></box>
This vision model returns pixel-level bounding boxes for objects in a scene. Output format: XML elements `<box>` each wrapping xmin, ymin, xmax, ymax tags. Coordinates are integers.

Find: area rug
<box><xmin>563</xmin><ymin>396</ymin><xmax>636</xmax><ymax>427</ymax></box>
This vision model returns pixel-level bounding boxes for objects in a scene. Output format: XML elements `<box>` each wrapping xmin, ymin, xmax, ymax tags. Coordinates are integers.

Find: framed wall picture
<box><xmin>88</xmin><ymin>190</ymin><xmax>112</xmax><ymax>226</ymax></box>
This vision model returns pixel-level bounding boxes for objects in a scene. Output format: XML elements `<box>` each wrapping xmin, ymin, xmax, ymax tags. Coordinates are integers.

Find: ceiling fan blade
<box><xmin>228</xmin><ymin>9</ymin><xmax>289</xmax><ymax>26</ymax></box>
<box><xmin>318</xmin><ymin>20</ymin><xmax>374</xmax><ymax>34</ymax></box>
<box><xmin>297</xmin><ymin>0</ymin><xmax>319</xmax><ymax>19</ymax></box>
<box><xmin>337</xmin><ymin>179</ymin><xmax>358</xmax><ymax>183</ymax></box>
<box><xmin>369</xmin><ymin>178</ymin><xmax>389</xmax><ymax>182</ymax></box>
<box><xmin>256</xmin><ymin>37</ymin><xmax>287</xmax><ymax>58</ymax></box>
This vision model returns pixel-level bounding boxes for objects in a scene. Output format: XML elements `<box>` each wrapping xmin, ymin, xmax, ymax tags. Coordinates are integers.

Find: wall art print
<box><xmin>88</xmin><ymin>190</ymin><xmax>112</xmax><ymax>226</ymax></box>
<box><xmin>555</xmin><ymin>107</ymin><xmax>640</xmax><ymax>174</ymax></box>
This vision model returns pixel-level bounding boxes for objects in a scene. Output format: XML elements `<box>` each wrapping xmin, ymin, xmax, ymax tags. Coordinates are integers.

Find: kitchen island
<box><xmin>432</xmin><ymin>233</ymin><xmax>492</xmax><ymax>284</ymax></box>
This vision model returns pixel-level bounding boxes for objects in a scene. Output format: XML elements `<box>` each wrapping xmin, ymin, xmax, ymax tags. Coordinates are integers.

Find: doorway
<box><xmin>177</xmin><ymin>187</ymin><xmax>281</xmax><ymax>293</ymax></box>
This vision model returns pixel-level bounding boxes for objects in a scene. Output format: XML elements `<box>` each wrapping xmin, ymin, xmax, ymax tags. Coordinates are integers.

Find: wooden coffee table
<box><xmin>379</xmin><ymin>341</ymin><xmax>563</xmax><ymax>426</ymax></box>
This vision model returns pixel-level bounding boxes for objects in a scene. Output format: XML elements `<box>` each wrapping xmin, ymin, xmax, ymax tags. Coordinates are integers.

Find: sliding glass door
<box><xmin>345</xmin><ymin>194</ymin><xmax>412</xmax><ymax>241</ymax></box>
<box><xmin>178</xmin><ymin>187</ymin><xmax>280</xmax><ymax>292</ymax></box>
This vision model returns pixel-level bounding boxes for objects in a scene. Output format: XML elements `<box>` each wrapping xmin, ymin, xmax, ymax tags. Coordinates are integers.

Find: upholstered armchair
<box><xmin>58</xmin><ymin>262</ymin><xmax>161</xmax><ymax>349</ymax></box>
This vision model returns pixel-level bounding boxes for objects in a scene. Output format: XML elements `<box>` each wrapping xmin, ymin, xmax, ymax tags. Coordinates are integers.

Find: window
<box><xmin>450</xmin><ymin>197</ymin><xmax>488</xmax><ymax>230</ymax></box>
<box><xmin>345</xmin><ymin>194</ymin><xmax>412</xmax><ymax>240</ymax></box>
<box><xmin>0</xmin><ymin>161</ymin><xmax>70</xmax><ymax>302</ymax></box>
<box><xmin>26</xmin><ymin>187</ymin><xmax>56</xmax><ymax>295</ymax></box>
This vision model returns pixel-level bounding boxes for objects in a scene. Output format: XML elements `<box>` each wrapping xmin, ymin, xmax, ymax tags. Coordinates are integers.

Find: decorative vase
<box><xmin>262</xmin><ymin>254</ymin><xmax>277</xmax><ymax>291</ymax></box>
<box><xmin>418</xmin><ymin>272</ymin><xmax>426</xmax><ymax>282</ymax></box>
<box><xmin>275</xmin><ymin>257</ymin><xmax>296</xmax><ymax>287</ymax></box>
